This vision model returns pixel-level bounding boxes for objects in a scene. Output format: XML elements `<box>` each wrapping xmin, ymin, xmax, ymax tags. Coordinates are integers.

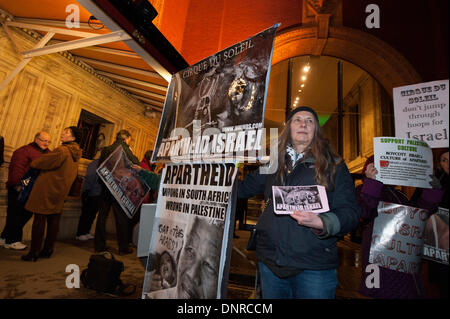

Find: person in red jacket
<box><xmin>0</xmin><ymin>132</ymin><xmax>51</xmax><ymax>250</ymax></box>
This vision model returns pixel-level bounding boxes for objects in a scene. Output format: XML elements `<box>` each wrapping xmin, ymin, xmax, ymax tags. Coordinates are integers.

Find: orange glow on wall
<box><xmin>156</xmin><ymin>0</ymin><xmax>303</xmax><ymax>65</ymax></box>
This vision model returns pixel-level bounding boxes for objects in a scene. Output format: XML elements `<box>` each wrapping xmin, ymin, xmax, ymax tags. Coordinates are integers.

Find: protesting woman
<box><xmin>238</xmin><ymin>106</ymin><xmax>360</xmax><ymax>299</ymax></box>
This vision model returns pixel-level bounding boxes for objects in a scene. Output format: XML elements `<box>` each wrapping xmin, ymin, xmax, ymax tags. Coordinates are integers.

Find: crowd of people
<box><xmin>236</xmin><ymin>106</ymin><xmax>448</xmax><ymax>299</ymax></box>
<box><xmin>0</xmin><ymin>108</ymin><xmax>448</xmax><ymax>299</ymax></box>
<box><xmin>0</xmin><ymin>129</ymin><xmax>160</xmax><ymax>261</ymax></box>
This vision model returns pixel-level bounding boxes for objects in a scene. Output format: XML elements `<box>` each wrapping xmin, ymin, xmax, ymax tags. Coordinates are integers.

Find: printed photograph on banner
<box><xmin>272</xmin><ymin>185</ymin><xmax>329</xmax><ymax>214</ymax></box>
<box><xmin>369</xmin><ymin>202</ymin><xmax>428</xmax><ymax>275</ymax></box>
<box><xmin>142</xmin><ymin>217</ymin><xmax>186</xmax><ymax>294</ymax></box>
<box><xmin>423</xmin><ymin>207</ymin><xmax>449</xmax><ymax>265</ymax></box>
<box><xmin>152</xmin><ymin>24</ymin><xmax>279</xmax><ymax>163</ymax></box>
<box><xmin>373</xmin><ymin>137</ymin><xmax>433</xmax><ymax>188</ymax></box>
<box><xmin>393</xmin><ymin>79</ymin><xmax>449</xmax><ymax>148</ymax></box>
<box><xmin>96</xmin><ymin>146</ymin><xmax>150</xmax><ymax>218</ymax></box>
<box><xmin>142</xmin><ymin>162</ymin><xmax>238</xmax><ymax>299</ymax></box>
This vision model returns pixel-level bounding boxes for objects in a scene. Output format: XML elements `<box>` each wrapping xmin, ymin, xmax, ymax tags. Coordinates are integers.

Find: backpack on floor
<box><xmin>81</xmin><ymin>251</ymin><xmax>135</xmax><ymax>296</ymax></box>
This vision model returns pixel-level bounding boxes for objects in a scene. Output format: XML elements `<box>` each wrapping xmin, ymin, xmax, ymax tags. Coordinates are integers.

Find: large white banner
<box><xmin>142</xmin><ymin>163</ymin><xmax>237</xmax><ymax>299</ymax></box>
<box><xmin>393</xmin><ymin>79</ymin><xmax>449</xmax><ymax>148</ymax></box>
<box><xmin>374</xmin><ymin>137</ymin><xmax>433</xmax><ymax>188</ymax></box>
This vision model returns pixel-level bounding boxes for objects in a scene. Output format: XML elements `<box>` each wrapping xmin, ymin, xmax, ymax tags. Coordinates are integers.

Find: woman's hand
<box><xmin>290</xmin><ymin>211</ymin><xmax>323</xmax><ymax>230</ymax></box>
<box><xmin>365</xmin><ymin>163</ymin><xmax>378</xmax><ymax>180</ymax></box>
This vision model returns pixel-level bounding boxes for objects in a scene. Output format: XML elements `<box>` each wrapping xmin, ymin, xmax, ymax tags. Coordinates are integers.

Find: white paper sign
<box><xmin>373</xmin><ymin>137</ymin><xmax>433</xmax><ymax>188</ymax></box>
<box><xmin>272</xmin><ymin>185</ymin><xmax>329</xmax><ymax>214</ymax></box>
<box><xmin>393</xmin><ymin>79</ymin><xmax>449</xmax><ymax>148</ymax></box>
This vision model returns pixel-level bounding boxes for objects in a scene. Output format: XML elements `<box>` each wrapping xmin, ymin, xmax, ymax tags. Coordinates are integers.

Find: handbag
<box><xmin>17</xmin><ymin>168</ymin><xmax>40</xmax><ymax>205</ymax></box>
<box><xmin>81</xmin><ymin>251</ymin><xmax>136</xmax><ymax>296</ymax></box>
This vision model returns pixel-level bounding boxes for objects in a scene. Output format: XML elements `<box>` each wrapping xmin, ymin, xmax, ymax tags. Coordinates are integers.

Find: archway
<box><xmin>272</xmin><ymin>25</ymin><xmax>422</xmax><ymax>98</ymax></box>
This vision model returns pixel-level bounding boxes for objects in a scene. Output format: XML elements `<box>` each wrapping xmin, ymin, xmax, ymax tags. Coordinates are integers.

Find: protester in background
<box><xmin>75</xmin><ymin>156</ymin><xmax>102</xmax><ymax>241</ymax></box>
<box><xmin>356</xmin><ymin>155</ymin><xmax>444</xmax><ymax>298</ymax></box>
<box><xmin>437</xmin><ymin>150</ymin><xmax>449</xmax><ymax>209</ymax></box>
<box><xmin>233</xmin><ymin>168</ymin><xmax>247</xmax><ymax>238</ymax></box>
<box><xmin>131</xmin><ymin>164</ymin><xmax>160</xmax><ymax>190</ymax></box>
<box><xmin>1</xmin><ymin>132</ymin><xmax>51</xmax><ymax>250</ymax></box>
<box><xmin>21</xmin><ymin>127</ymin><xmax>82</xmax><ymax>261</ymax></box>
<box><xmin>94</xmin><ymin>130</ymin><xmax>141</xmax><ymax>255</ymax></box>
<box><xmin>95</xmin><ymin>133</ymin><xmax>106</xmax><ymax>156</ymax></box>
<box><xmin>238</xmin><ymin>106</ymin><xmax>360</xmax><ymax>299</ymax></box>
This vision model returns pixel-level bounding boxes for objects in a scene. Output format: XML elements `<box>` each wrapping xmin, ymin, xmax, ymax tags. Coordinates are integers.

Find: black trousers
<box><xmin>29</xmin><ymin>213</ymin><xmax>61</xmax><ymax>254</ymax></box>
<box><xmin>94</xmin><ymin>191</ymin><xmax>130</xmax><ymax>252</ymax></box>
<box><xmin>1</xmin><ymin>187</ymin><xmax>33</xmax><ymax>244</ymax></box>
<box><xmin>76</xmin><ymin>195</ymin><xmax>101</xmax><ymax>236</ymax></box>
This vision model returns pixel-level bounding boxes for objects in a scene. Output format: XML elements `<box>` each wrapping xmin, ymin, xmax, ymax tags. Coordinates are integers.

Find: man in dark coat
<box><xmin>0</xmin><ymin>132</ymin><xmax>51</xmax><ymax>250</ymax></box>
<box><xmin>94</xmin><ymin>130</ymin><xmax>141</xmax><ymax>255</ymax></box>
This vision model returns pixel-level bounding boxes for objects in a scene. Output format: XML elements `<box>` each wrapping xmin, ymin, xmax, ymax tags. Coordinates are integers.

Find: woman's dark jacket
<box><xmin>238</xmin><ymin>156</ymin><xmax>360</xmax><ymax>277</ymax></box>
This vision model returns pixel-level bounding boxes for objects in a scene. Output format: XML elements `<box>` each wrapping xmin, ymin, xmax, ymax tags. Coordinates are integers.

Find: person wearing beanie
<box><xmin>22</xmin><ymin>127</ymin><xmax>82</xmax><ymax>261</ymax></box>
<box><xmin>356</xmin><ymin>155</ymin><xmax>444</xmax><ymax>298</ymax></box>
<box><xmin>238</xmin><ymin>106</ymin><xmax>361</xmax><ymax>299</ymax></box>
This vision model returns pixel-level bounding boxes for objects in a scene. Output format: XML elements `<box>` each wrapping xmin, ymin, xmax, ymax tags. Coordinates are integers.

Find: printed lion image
<box><xmin>285</xmin><ymin>189</ymin><xmax>320</xmax><ymax>205</ymax></box>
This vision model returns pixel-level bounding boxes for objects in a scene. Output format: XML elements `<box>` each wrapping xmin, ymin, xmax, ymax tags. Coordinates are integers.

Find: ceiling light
<box><xmin>301</xmin><ymin>75</ymin><xmax>307</xmax><ymax>81</ymax></box>
<box><xmin>301</xmin><ymin>84</ymin><xmax>305</xmax><ymax>88</ymax></box>
<box><xmin>303</xmin><ymin>65</ymin><xmax>310</xmax><ymax>73</ymax></box>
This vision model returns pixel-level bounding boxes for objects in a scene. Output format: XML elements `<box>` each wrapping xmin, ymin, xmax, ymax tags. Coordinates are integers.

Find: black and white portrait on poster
<box><xmin>152</xmin><ymin>25</ymin><xmax>279</xmax><ymax>163</ymax></box>
<box><xmin>272</xmin><ymin>185</ymin><xmax>329</xmax><ymax>214</ymax></box>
